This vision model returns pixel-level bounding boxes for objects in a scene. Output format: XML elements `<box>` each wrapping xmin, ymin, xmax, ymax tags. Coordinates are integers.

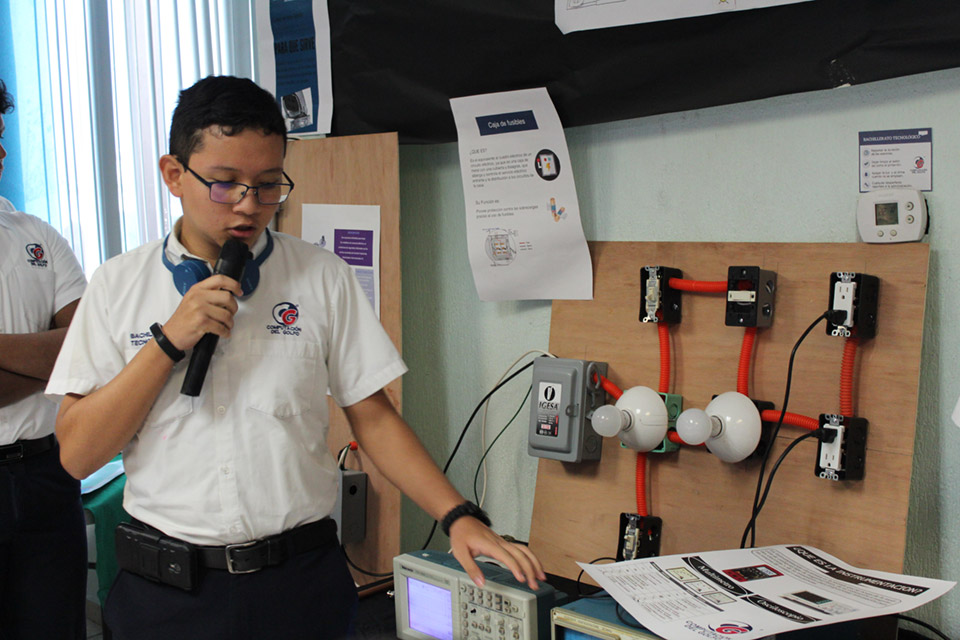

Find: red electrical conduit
<box><xmin>737</xmin><ymin>327</ymin><xmax>757</xmax><ymax>397</ymax></box>
<box><xmin>668</xmin><ymin>278</ymin><xmax>727</xmax><ymax>293</ymax></box>
<box><xmin>635</xmin><ymin>452</ymin><xmax>648</xmax><ymax>517</ymax></box>
<box><xmin>658</xmin><ymin>322</ymin><xmax>671</xmax><ymax>395</ymax></box>
<box><xmin>840</xmin><ymin>337</ymin><xmax>859</xmax><ymax>417</ymax></box>
<box><xmin>597</xmin><ymin>374</ymin><xmax>622</xmax><ymax>400</ymax></box>
<box><xmin>595</xmin><ymin>374</ymin><xmax>649</xmax><ymax>516</ymax></box>
<box><xmin>760</xmin><ymin>409</ymin><xmax>819</xmax><ymax>431</ymax></box>
<box><xmin>668</xmin><ymin>410</ymin><xmax>818</xmax><ymax>444</ymax></box>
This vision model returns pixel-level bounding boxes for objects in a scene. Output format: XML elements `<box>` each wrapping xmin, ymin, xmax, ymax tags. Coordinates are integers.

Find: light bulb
<box><xmin>677</xmin><ymin>392</ymin><xmax>761</xmax><ymax>463</ymax></box>
<box><xmin>676</xmin><ymin>408</ymin><xmax>718</xmax><ymax>446</ymax></box>
<box><xmin>590</xmin><ymin>386</ymin><xmax>667</xmax><ymax>452</ymax></box>
<box><xmin>591</xmin><ymin>404</ymin><xmax>630</xmax><ymax>437</ymax></box>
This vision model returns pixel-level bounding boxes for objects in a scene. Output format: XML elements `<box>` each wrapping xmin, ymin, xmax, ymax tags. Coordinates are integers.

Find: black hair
<box><xmin>169</xmin><ymin>76</ymin><xmax>286</xmax><ymax>163</ymax></box>
<box><xmin>0</xmin><ymin>79</ymin><xmax>14</xmax><ymax>115</ymax></box>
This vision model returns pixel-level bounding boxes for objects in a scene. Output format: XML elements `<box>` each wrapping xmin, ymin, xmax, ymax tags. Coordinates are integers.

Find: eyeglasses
<box><xmin>182</xmin><ymin>163</ymin><xmax>295</xmax><ymax>205</ymax></box>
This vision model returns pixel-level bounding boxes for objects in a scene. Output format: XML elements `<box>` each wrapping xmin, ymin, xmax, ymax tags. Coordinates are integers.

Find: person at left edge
<box><xmin>0</xmin><ymin>78</ymin><xmax>88</xmax><ymax>639</ymax></box>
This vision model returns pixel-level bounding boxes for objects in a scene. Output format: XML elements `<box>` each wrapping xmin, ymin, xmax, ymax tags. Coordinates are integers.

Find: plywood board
<box><xmin>529</xmin><ymin>242</ymin><xmax>929</xmax><ymax>580</ymax></box>
<box><xmin>278</xmin><ymin>133</ymin><xmax>401</xmax><ymax>585</ymax></box>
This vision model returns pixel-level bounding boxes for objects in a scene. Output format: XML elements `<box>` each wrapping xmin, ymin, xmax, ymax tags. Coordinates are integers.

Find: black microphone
<box><xmin>180</xmin><ymin>239</ymin><xmax>251</xmax><ymax>396</ymax></box>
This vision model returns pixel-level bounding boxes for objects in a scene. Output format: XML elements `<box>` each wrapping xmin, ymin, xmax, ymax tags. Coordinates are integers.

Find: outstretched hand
<box><xmin>448</xmin><ymin>516</ymin><xmax>546</xmax><ymax>590</ymax></box>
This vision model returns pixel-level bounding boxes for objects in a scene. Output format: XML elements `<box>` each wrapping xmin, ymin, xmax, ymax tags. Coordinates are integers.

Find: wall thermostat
<box><xmin>856</xmin><ymin>189</ymin><xmax>928</xmax><ymax>243</ymax></box>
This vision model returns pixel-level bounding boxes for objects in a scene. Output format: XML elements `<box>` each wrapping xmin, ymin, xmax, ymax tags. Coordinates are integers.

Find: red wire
<box><xmin>737</xmin><ymin>327</ymin><xmax>757</xmax><ymax>396</ymax></box>
<box><xmin>597</xmin><ymin>374</ymin><xmax>623</xmax><ymax>400</ymax></box>
<box><xmin>761</xmin><ymin>409</ymin><xmax>819</xmax><ymax>431</ymax></box>
<box><xmin>635</xmin><ymin>452</ymin><xmax>648</xmax><ymax>516</ymax></box>
<box><xmin>658</xmin><ymin>323</ymin><xmax>670</xmax><ymax>394</ymax></box>
<box><xmin>840</xmin><ymin>337</ymin><xmax>859</xmax><ymax>416</ymax></box>
<box><xmin>668</xmin><ymin>278</ymin><xmax>727</xmax><ymax>293</ymax></box>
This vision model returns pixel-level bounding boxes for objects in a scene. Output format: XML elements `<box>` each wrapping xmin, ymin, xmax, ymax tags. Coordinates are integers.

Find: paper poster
<box><xmin>255</xmin><ymin>0</ymin><xmax>333</xmax><ymax>135</ymax></box>
<box><xmin>555</xmin><ymin>0</ymin><xmax>812</xmax><ymax>34</ymax></box>
<box><xmin>450</xmin><ymin>88</ymin><xmax>593</xmax><ymax>302</ymax></box>
<box><xmin>859</xmin><ymin>128</ymin><xmax>933</xmax><ymax>193</ymax></box>
<box><xmin>580</xmin><ymin>544</ymin><xmax>954</xmax><ymax>640</ymax></box>
<box><xmin>300</xmin><ymin>204</ymin><xmax>380</xmax><ymax>317</ymax></box>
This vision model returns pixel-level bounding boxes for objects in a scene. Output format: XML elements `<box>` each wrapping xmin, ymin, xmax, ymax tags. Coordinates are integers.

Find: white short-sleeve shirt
<box><xmin>47</xmin><ymin>230</ymin><xmax>406</xmax><ymax>545</ymax></box>
<box><xmin>0</xmin><ymin>209</ymin><xmax>86</xmax><ymax>444</ymax></box>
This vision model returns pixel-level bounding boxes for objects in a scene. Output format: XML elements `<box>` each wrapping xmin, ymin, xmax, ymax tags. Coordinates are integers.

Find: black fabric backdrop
<box><xmin>326</xmin><ymin>0</ymin><xmax>960</xmax><ymax>144</ymax></box>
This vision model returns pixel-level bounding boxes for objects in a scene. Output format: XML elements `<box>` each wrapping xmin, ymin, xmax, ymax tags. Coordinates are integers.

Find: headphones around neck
<box><xmin>161</xmin><ymin>229</ymin><xmax>274</xmax><ymax>297</ymax></box>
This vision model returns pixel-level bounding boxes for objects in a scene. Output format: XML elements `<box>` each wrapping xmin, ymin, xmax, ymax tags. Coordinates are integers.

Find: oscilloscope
<box><xmin>393</xmin><ymin>550</ymin><xmax>567</xmax><ymax>640</ymax></box>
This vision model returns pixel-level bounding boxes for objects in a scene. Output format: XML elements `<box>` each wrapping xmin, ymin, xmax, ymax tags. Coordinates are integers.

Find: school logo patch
<box><xmin>25</xmin><ymin>243</ymin><xmax>48</xmax><ymax>267</ymax></box>
<box><xmin>267</xmin><ymin>302</ymin><xmax>301</xmax><ymax>336</ymax></box>
<box><xmin>709</xmin><ymin>622</ymin><xmax>753</xmax><ymax>635</ymax></box>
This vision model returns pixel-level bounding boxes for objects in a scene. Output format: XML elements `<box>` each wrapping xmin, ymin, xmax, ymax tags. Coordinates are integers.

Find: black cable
<box><xmin>615</xmin><ymin>603</ymin><xmax>646</xmax><ymax>630</ymax></box>
<box><xmin>473</xmin><ymin>385</ymin><xmax>533</xmax><ymax>504</ymax></box>
<box><xmin>341</xmin><ymin>545</ymin><xmax>393</xmax><ymax>578</ymax></box>
<box><xmin>419</xmin><ymin>360</ymin><xmax>536</xmax><ymax>550</ymax></box>
<box><xmin>336</xmin><ymin>444</ymin><xmax>350</xmax><ymax>470</ymax></box>
<box><xmin>576</xmin><ymin>556</ymin><xmax>616</xmax><ymax>597</ymax></box>
<box><xmin>752</xmin><ymin>430</ymin><xmax>819</xmax><ymax>521</ymax></box>
<box><xmin>897</xmin><ymin>614</ymin><xmax>954</xmax><ymax>640</ymax></box>
<box><xmin>741</xmin><ymin>310</ymin><xmax>830</xmax><ymax>549</ymax></box>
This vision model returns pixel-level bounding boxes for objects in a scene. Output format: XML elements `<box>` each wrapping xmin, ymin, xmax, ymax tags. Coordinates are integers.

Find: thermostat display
<box><xmin>857</xmin><ymin>189</ymin><xmax>927</xmax><ymax>243</ymax></box>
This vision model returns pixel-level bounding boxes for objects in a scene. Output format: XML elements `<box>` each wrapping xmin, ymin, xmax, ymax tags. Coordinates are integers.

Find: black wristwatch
<box><xmin>440</xmin><ymin>501</ymin><xmax>491</xmax><ymax>537</ymax></box>
<box><xmin>150</xmin><ymin>322</ymin><xmax>186</xmax><ymax>363</ymax></box>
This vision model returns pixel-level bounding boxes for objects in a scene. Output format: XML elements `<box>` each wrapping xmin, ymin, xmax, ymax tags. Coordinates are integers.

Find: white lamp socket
<box><xmin>591</xmin><ymin>386</ymin><xmax>668</xmax><ymax>452</ymax></box>
<box><xmin>676</xmin><ymin>391</ymin><xmax>761</xmax><ymax>463</ymax></box>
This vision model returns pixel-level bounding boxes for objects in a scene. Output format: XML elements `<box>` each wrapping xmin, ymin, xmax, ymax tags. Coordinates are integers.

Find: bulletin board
<box><xmin>528</xmin><ymin>241</ymin><xmax>929</xmax><ymax>580</ymax></box>
<box><xmin>277</xmin><ymin>132</ymin><xmax>401</xmax><ymax>587</ymax></box>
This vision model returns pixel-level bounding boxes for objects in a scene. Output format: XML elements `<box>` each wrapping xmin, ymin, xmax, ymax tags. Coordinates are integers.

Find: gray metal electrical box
<box><xmin>527</xmin><ymin>357</ymin><xmax>608</xmax><ymax>463</ymax></box>
<box><xmin>333</xmin><ymin>468</ymin><xmax>367</xmax><ymax>544</ymax></box>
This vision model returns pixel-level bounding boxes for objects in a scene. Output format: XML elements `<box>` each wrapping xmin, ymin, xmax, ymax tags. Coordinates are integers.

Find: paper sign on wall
<box><xmin>450</xmin><ymin>88</ymin><xmax>593</xmax><ymax>302</ymax></box>
<box><xmin>255</xmin><ymin>0</ymin><xmax>333</xmax><ymax>136</ymax></box>
<box><xmin>301</xmin><ymin>204</ymin><xmax>381</xmax><ymax>317</ymax></box>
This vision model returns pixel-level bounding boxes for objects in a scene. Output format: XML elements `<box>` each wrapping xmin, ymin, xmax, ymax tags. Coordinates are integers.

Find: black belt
<box><xmin>136</xmin><ymin>517</ymin><xmax>339</xmax><ymax>575</ymax></box>
<box><xmin>0</xmin><ymin>434</ymin><xmax>56</xmax><ymax>465</ymax></box>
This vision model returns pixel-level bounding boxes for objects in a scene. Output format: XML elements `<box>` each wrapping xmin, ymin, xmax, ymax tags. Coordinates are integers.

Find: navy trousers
<box><xmin>0</xmin><ymin>443</ymin><xmax>87</xmax><ymax>640</ymax></box>
<box><xmin>105</xmin><ymin>533</ymin><xmax>358</xmax><ymax>639</ymax></box>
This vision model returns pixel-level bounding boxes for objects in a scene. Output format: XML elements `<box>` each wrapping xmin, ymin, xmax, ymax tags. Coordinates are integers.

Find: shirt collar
<box><xmin>164</xmin><ymin>219</ymin><xmax>270</xmax><ymax>266</ymax></box>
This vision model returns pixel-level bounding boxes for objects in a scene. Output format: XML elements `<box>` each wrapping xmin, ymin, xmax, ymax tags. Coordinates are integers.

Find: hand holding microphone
<box><xmin>179</xmin><ymin>239</ymin><xmax>250</xmax><ymax>396</ymax></box>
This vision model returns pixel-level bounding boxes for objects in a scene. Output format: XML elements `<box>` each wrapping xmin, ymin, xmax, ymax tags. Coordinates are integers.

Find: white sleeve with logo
<box><xmin>35</xmin><ymin>216</ymin><xmax>86</xmax><ymax>312</ymax></box>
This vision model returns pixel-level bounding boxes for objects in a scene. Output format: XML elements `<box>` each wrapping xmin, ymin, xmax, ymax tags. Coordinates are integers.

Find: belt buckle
<box><xmin>225</xmin><ymin>540</ymin><xmax>261</xmax><ymax>574</ymax></box>
<box><xmin>0</xmin><ymin>444</ymin><xmax>24</xmax><ymax>464</ymax></box>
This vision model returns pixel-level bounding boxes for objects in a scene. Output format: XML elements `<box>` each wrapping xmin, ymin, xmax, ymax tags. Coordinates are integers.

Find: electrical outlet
<box><xmin>816</xmin><ymin>414</ymin><xmax>868</xmax><ymax>481</ymax></box>
<box><xmin>827</xmin><ymin>272</ymin><xmax>879</xmax><ymax>339</ymax></box>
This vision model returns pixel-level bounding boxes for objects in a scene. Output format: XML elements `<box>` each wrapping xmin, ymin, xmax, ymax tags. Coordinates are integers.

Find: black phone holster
<box><xmin>115</xmin><ymin>521</ymin><xmax>199</xmax><ymax>591</ymax></box>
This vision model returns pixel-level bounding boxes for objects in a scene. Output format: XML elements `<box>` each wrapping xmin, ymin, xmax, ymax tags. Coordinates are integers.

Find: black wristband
<box><xmin>440</xmin><ymin>501</ymin><xmax>491</xmax><ymax>537</ymax></box>
<box><xmin>150</xmin><ymin>322</ymin><xmax>186</xmax><ymax>363</ymax></box>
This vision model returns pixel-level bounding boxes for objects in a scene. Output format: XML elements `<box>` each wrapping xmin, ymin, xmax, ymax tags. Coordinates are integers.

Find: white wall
<box><xmin>398</xmin><ymin>67</ymin><xmax>960</xmax><ymax>633</ymax></box>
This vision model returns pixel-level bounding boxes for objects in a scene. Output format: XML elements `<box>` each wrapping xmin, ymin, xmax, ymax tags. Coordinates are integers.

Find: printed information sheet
<box><xmin>450</xmin><ymin>88</ymin><xmax>592</xmax><ymax>302</ymax></box>
<box><xmin>579</xmin><ymin>544</ymin><xmax>953</xmax><ymax>640</ymax></box>
<box><xmin>859</xmin><ymin>128</ymin><xmax>932</xmax><ymax>193</ymax></box>
<box><xmin>555</xmin><ymin>0</ymin><xmax>812</xmax><ymax>34</ymax></box>
<box><xmin>300</xmin><ymin>204</ymin><xmax>381</xmax><ymax>317</ymax></box>
<box><xmin>256</xmin><ymin>0</ymin><xmax>333</xmax><ymax>135</ymax></box>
